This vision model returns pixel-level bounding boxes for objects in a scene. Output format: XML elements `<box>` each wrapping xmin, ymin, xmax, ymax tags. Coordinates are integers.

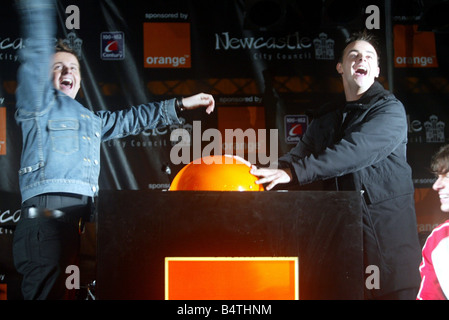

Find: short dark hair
<box><xmin>55</xmin><ymin>39</ymin><xmax>79</xmax><ymax>58</ymax></box>
<box><xmin>54</xmin><ymin>39</ymin><xmax>81</xmax><ymax>74</ymax></box>
<box><xmin>339</xmin><ymin>29</ymin><xmax>381</xmax><ymax>65</ymax></box>
<box><xmin>431</xmin><ymin>144</ymin><xmax>449</xmax><ymax>175</ymax></box>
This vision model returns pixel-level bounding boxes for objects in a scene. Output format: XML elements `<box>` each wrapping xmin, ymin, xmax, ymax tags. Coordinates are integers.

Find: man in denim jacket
<box><xmin>13</xmin><ymin>0</ymin><xmax>214</xmax><ymax>299</ymax></box>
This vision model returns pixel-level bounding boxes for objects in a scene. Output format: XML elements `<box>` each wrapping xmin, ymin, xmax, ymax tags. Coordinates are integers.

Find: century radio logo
<box><xmin>101</xmin><ymin>32</ymin><xmax>125</xmax><ymax>60</ymax></box>
<box><xmin>285</xmin><ymin>115</ymin><xmax>308</xmax><ymax>144</ymax></box>
<box><xmin>143</xmin><ymin>22</ymin><xmax>191</xmax><ymax>68</ymax></box>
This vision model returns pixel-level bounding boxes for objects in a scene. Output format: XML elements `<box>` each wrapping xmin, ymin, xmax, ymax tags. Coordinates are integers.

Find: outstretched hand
<box><xmin>250</xmin><ymin>166</ymin><xmax>292</xmax><ymax>191</ymax></box>
<box><xmin>182</xmin><ymin>93</ymin><xmax>215</xmax><ymax>114</ymax></box>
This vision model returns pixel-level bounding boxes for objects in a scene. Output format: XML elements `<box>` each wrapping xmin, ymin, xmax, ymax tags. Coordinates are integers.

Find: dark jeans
<box><xmin>12</xmin><ymin>193</ymin><xmax>94</xmax><ymax>300</ymax></box>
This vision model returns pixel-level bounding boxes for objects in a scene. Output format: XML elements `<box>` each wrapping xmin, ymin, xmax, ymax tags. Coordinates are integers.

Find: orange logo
<box><xmin>394</xmin><ymin>24</ymin><xmax>438</xmax><ymax>68</ymax></box>
<box><xmin>143</xmin><ymin>23</ymin><xmax>191</xmax><ymax>68</ymax></box>
<box><xmin>0</xmin><ymin>107</ymin><xmax>6</xmax><ymax>156</ymax></box>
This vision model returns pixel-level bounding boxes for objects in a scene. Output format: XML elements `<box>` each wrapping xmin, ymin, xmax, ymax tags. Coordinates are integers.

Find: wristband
<box><xmin>175</xmin><ymin>98</ymin><xmax>184</xmax><ymax>112</ymax></box>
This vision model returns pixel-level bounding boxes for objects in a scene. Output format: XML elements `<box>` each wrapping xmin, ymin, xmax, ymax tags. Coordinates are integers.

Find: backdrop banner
<box><xmin>1</xmin><ymin>0</ymin><xmax>448</xmax><ymax>299</ymax></box>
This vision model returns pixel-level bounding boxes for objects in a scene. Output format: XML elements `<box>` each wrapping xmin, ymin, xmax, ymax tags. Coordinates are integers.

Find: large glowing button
<box><xmin>169</xmin><ymin>155</ymin><xmax>264</xmax><ymax>191</ymax></box>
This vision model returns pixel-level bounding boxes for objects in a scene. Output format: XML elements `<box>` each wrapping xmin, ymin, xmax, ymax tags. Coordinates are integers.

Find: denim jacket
<box><xmin>15</xmin><ymin>0</ymin><xmax>181</xmax><ymax>202</ymax></box>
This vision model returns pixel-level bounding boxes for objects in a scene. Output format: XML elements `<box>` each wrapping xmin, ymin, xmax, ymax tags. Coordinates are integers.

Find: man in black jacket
<box><xmin>251</xmin><ymin>31</ymin><xmax>422</xmax><ymax>299</ymax></box>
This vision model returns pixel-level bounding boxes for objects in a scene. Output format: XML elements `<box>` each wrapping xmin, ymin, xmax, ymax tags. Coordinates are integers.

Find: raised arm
<box><xmin>15</xmin><ymin>0</ymin><xmax>56</xmax><ymax>115</ymax></box>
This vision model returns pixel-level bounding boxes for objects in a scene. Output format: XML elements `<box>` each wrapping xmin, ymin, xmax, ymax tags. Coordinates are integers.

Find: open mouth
<box><xmin>60</xmin><ymin>78</ymin><xmax>73</xmax><ymax>91</ymax></box>
<box><xmin>440</xmin><ymin>194</ymin><xmax>449</xmax><ymax>200</ymax></box>
<box><xmin>355</xmin><ymin>66</ymin><xmax>368</xmax><ymax>76</ymax></box>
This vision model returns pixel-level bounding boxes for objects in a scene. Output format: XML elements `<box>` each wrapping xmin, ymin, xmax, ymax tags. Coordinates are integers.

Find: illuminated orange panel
<box><xmin>0</xmin><ymin>284</ymin><xmax>6</xmax><ymax>300</ymax></box>
<box><xmin>165</xmin><ymin>257</ymin><xmax>298</xmax><ymax>300</ymax></box>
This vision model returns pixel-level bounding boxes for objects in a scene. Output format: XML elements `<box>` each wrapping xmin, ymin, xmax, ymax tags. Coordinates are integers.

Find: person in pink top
<box><xmin>418</xmin><ymin>144</ymin><xmax>449</xmax><ymax>299</ymax></box>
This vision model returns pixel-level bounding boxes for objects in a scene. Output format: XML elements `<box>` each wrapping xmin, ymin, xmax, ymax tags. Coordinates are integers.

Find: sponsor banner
<box><xmin>0</xmin><ymin>107</ymin><xmax>5</xmax><ymax>155</ymax></box>
<box><xmin>214</xmin><ymin>31</ymin><xmax>337</xmax><ymax>67</ymax></box>
<box><xmin>143</xmin><ymin>22</ymin><xmax>191</xmax><ymax>68</ymax></box>
<box><xmin>0</xmin><ymin>0</ymin><xmax>448</xmax><ymax>299</ymax></box>
<box><xmin>218</xmin><ymin>106</ymin><xmax>266</xmax><ymax>156</ymax></box>
<box><xmin>414</xmin><ymin>188</ymin><xmax>447</xmax><ymax>234</ymax></box>
<box><xmin>100</xmin><ymin>31</ymin><xmax>125</xmax><ymax>60</ymax></box>
<box><xmin>0</xmin><ymin>192</ymin><xmax>22</xmax><ymax>300</ymax></box>
<box><xmin>0</xmin><ymin>37</ymin><xmax>21</xmax><ymax>64</ymax></box>
<box><xmin>394</xmin><ymin>24</ymin><xmax>438</xmax><ymax>68</ymax></box>
<box><xmin>0</xmin><ymin>284</ymin><xmax>6</xmax><ymax>300</ymax></box>
<box><xmin>408</xmin><ymin>114</ymin><xmax>446</xmax><ymax>144</ymax></box>
<box><xmin>284</xmin><ymin>115</ymin><xmax>308</xmax><ymax>144</ymax></box>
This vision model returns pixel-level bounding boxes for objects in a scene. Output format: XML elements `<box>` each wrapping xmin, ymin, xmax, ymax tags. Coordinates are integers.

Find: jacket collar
<box><xmin>310</xmin><ymin>81</ymin><xmax>391</xmax><ymax>118</ymax></box>
<box><xmin>345</xmin><ymin>81</ymin><xmax>390</xmax><ymax>111</ymax></box>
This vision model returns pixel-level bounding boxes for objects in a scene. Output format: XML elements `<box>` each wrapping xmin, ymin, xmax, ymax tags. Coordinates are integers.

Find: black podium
<box><xmin>96</xmin><ymin>190</ymin><xmax>364</xmax><ymax>300</ymax></box>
